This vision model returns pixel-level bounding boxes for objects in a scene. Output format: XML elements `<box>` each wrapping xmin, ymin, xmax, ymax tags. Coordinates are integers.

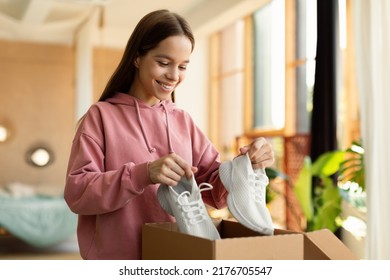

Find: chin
<box><xmin>157</xmin><ymin>93</ymin><xmax>173</xmax><ymax>101</ymax></box>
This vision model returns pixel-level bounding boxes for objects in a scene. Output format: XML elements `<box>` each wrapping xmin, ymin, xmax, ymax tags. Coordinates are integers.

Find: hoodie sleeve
<box><xmin>64</xmin><ymin>108</ymin><xmax>153</xmax><ymax>216</ymax></box>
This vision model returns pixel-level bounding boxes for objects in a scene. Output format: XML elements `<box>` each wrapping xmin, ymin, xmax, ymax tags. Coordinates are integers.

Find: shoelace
<box><xmin>249</xmin><ymin>173</ymin><xmax>265</xmax><ymax>203</ymax></box>
<box><xmin>177</xmin><ymin>183</ymin><xmax>214</xmax><ymax>226</ymax></box>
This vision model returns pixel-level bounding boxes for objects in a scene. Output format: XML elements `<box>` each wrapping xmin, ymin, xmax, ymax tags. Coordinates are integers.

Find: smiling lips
<box><xmin>157</xmin><ymin>80</ymin><xmax>175</xmax><ymax>91</ymax></box>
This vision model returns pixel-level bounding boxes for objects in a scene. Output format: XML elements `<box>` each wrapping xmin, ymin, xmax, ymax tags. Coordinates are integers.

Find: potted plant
<box><xmin>293</xmin><ymin>140</ymin><xmax>365</xmax><ymax>233</ymax></box>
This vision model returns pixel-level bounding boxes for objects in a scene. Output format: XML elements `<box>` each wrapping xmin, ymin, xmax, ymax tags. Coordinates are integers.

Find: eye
<box><xmin>179</xmin><ymin>65</ymin><xmax>188</xmax><ymax>71</ymax></box>
<box><xmin>158</xmin><ymin>61</ymin><xmax>169</xmax><ymax>66</ymax></box>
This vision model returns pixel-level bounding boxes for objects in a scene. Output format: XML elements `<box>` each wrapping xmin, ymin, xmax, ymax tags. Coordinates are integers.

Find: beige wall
<box><xmin>0</xmin><ymin>40</ymin><xmax>123</xmax><ymax>189</ymax></box>
<box><xmin>93</xmin><ymin>47</ymin><xmax>123</xmax><ymax>101</ymax></box>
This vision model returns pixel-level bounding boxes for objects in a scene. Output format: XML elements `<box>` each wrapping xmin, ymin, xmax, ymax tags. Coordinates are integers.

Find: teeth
<box><xmin>158</xmin><ymin>81</ymin><xmax>174</xmax><ymax>90</ymax></box>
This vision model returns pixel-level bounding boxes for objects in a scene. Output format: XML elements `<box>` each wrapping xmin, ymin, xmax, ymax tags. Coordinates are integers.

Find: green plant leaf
<box><xmin>293</xmin><ymin>156</ymin><xmax>313</xmax><ymax>221</ymax></box>
<box><xmin>294</xmin><ymin>140</ymin><xmax>364</xmax><ymax>233</ymax></box>
<box><xmin>338</xmin><ymin>143</ymin><xmax>365</xmax><ymax>190</ymax></box>
<box><xmin>265</xmin><ymin>167</ymin><xmax>288</xmax><ymax>180</ymax></box>
<box><xmin>312</xmin><ymin>151</ymin><xmax>345</xmax><ymax>177</ymax></box>
<box><xmin>310</xmin><ymin>180</ymin><xmax>342</xmax><ymax>232</ymax></box>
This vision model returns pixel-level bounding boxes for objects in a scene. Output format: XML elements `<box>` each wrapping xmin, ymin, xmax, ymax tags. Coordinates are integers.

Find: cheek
<box><xmin>150</xmin><ymin>67</ymin><xmax>165</xmax><ymax>79</ymax></box>
<box><xmin>139</xmin><ymin>62</ymin><xmax>160</xmax><ymax>79</ymax></box>
<box><xmin>179</xmin><ymin>71</ymin><xmax>187</xmax><ymax>82</ymax></box>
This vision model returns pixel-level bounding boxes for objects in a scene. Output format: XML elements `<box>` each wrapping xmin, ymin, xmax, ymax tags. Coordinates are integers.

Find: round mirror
<box><xmin>26</xmin><ymin>146</ymin><xmax>54</xmax><ymax>168</ymax></box>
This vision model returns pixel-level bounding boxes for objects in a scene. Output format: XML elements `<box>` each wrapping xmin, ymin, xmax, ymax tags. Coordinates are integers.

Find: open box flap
<box><xmin>305</xmin><ymin>229</ymin><xmax>359</xmax><ymax>260</ymax></box>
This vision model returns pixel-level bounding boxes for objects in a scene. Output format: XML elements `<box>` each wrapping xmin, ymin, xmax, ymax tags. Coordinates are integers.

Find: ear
<box><xmin>134</xmin><ymin>56</ymin><xmax>140</xmax><ymax>68</ymax></box>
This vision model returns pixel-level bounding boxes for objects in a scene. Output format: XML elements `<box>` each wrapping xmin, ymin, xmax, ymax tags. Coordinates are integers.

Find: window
<box><xmin>208</xmin><ymin>0</ymin><xmax>361</xmax><ymax>230</ymax></box>
<box><xmin>209</xmin><ymin>0</ymin><xmax>358</xmax><ymax>160</ymax></box>
<box><xmin>208</xmin><ymin>20</ymin><xmax>246</xmax><ymax>159</ymax></box>
<box><xmin>218</xmin><ymin>20</ymin><xmax>245</xmax><ymax>154</ymax></box>
<box><xmin>209</xmin><ymin>0</ymin><xmax>317</xmax><ymax>160</ymax></box>
<box><xmin>294</xmin><ymin>0</ymin><xmax>317</xmax><ymax>134</ymax></box>
<box><xmin>253</xmin><ymin>0</ymin><xmax>285</xmax><ymax>131</ymax></box>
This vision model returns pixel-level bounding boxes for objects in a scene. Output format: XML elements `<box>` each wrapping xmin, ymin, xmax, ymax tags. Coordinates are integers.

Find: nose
<box><xmin>165</xmin><ymin>67</ymin><xmax>179</xmax><ymax>81</ymax></box>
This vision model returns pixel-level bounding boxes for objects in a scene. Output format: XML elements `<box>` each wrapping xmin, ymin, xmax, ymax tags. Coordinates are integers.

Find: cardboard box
<box><xmin>142</xmin><ymin>219</ymin><xmax>358</xmax><ymax>260</ymax></box>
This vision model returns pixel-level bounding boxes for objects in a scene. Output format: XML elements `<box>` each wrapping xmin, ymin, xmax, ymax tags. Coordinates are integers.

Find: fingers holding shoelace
<box><xmin>148</xmin><ymin>153</ymin><xmax>198</xmax><ymax>186</ymax></box>
<box><xmin>239</xmin><ymin>137</ymin><xmax>275</xmax><ymax>169</ymax></box>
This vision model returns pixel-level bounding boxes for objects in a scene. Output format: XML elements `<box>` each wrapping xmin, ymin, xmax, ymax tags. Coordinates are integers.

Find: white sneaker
<box><xmin>157</xmin><ymin>176</ymin><xmax>221</xmax><ymax>240</ymax></box>
<box><xmin>219</xmin><ymin>153</ymin><xmax>274</xmax><ymax>235</ymax></box>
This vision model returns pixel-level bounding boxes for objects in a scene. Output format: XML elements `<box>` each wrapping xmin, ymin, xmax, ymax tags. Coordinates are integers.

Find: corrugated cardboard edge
<box><xmin>305</xmin><ymin>229</ymin><xmax>359</xmax><ymax>260</ymax></box>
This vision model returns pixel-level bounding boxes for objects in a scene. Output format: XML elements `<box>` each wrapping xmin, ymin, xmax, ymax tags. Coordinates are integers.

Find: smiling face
<box><xmin>129</xmin><ymin>35</ymin><xmax>193</xmax><ymax>105</ymax></box>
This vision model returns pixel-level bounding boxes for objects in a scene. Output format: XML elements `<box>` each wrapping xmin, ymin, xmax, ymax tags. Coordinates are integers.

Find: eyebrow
<box><xmin>154</xmin><ymin>54</ymin><xmax>190</xmax><ymax>64</ymax></box>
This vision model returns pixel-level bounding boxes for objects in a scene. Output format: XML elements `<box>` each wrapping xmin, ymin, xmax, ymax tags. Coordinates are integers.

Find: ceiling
<box><xmin>0</xmin><ymin>0</ymin><xmax>269</xmax><ymax>48</ymax></box>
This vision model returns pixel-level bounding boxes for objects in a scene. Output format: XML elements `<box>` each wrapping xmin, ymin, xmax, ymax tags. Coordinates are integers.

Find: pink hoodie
<box><xmin>64</xmin><ymin>92</ymin><xmax>227</xmax><ymax>259</ymax></box>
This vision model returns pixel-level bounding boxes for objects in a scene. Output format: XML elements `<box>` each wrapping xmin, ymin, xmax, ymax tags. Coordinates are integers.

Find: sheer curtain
<box><xmin>353</xmin><ymin>0</ymin><xmax>390</xmax><ymax>259</ymax></box>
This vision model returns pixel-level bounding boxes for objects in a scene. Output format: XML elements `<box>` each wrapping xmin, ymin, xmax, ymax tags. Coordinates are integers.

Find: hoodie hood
<box><xmin>105</xmin><ymin>92</ymin><xmax>176</xmax><ymax>111</ymax></box>
<box><xmin>105</xmin><ymin>92</ymin><xmax>175</xmax><ymax>154</ymax></box>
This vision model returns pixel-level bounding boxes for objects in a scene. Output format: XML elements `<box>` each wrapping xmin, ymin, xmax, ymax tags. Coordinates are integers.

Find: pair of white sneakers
<box><xmin>219</xmin><ymin>153</ymin><xmax>274</xmax><ymax>235</ymax></box>
<box><xmin>157</xmin><ymin>153</ymin><xmax>273</xmax><ymax>240</ymax></box>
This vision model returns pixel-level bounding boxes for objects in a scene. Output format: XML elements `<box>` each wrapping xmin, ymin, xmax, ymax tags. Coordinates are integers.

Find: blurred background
<box><xmin>0</xmin><ymin>0</ymin><xmax>389</xmax><ymax>260</ymax></box>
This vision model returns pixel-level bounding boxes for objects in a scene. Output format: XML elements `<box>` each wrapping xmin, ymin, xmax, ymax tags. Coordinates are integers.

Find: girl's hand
<box><xmin>148</xmin><ymin>153</ymin><xmax>198</xmax><ymax>186</ymax></box>
<box><xmin>239</xmin><ymin>137</ymin><xmax>275</xmax><ymax>169</ymax></box>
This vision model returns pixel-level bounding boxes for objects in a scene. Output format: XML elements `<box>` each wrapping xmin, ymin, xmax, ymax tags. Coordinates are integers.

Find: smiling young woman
<box><xmin>64</xmin><ymin>9</ymin><xmax>275</xmax><ymax>260</ymax></box>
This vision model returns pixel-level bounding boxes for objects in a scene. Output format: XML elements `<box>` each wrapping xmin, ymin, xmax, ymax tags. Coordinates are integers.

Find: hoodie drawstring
<box><xmin>162</xmin><ymin>103</ymin><xmax>175</xmax><ymax>154</ymax></box>
<box><xmin>134</xmin><ymin>99</ymin><xmax>174</xmax><ymax>154</ymax></box>
<box><xmin>134</xmin><ymin>100</ymin><xmax>156</xmax><ymax>153</ymax></box>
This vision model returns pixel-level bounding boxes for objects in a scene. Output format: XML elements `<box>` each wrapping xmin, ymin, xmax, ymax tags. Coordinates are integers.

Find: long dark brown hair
<box><xmin>98</xmin><ymin>9</ymin><xmax>195</xmax><ymax>102</ymax></box>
